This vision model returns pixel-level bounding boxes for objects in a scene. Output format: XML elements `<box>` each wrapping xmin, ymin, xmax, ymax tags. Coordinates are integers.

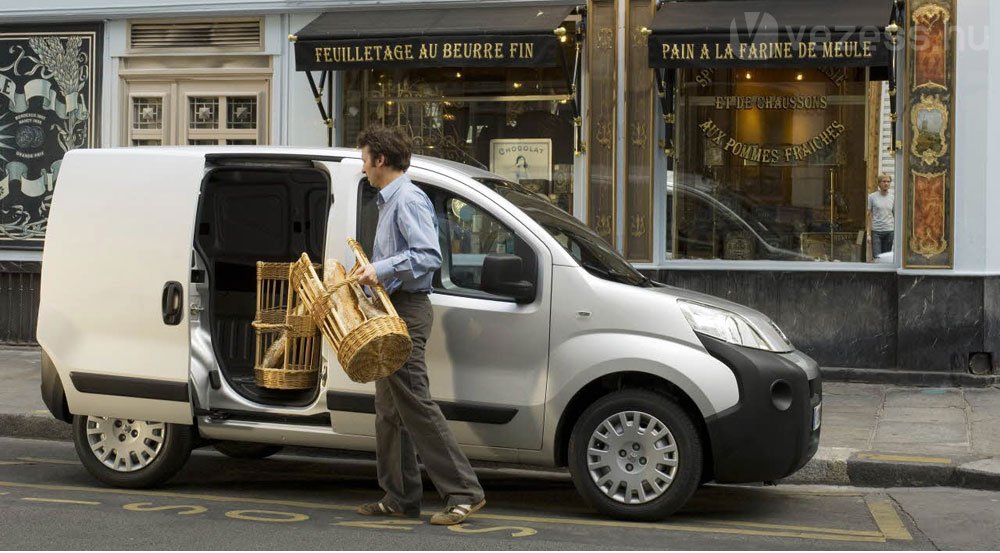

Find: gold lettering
<box><xmin>701</xmin><ymin>44</ymin><xmax>711</xmax><ymax>59</ymax></box>
<box><xmin>524</xmin><ymin>42</ymin><xmax>533</xmax><ymax>59</ymax></box>
<box><xmin>473</xmin><ymin>42</ymin><xmax>482</xmax><ymax>59</ymax></box>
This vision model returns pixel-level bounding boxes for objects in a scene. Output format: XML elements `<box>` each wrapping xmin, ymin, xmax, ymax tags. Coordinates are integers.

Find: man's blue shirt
<box><xmin>370</xmin><ymin>174</ymin><xmax>442</xmax><ymax>294</ymax></box>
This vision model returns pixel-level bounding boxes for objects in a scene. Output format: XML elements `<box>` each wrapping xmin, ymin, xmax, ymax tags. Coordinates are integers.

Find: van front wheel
<box><xmin>568</xmin><ymin>390</ymin><xmax>703</xmax><ymax>521</ymax></box>
<box><xmin>72</xmin><ymin>415</ymin><xmax>193</xmax><ymax>488</ymax></box>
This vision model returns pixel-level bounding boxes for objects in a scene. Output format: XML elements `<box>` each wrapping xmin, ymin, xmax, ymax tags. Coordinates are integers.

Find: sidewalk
<box><xmin>2</xmin><ymin>347</ymin><xmax>998</xmax><ymax>490</ymax></box>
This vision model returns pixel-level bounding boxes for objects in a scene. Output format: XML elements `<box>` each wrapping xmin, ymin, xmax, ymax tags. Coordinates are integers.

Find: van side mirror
<box><xmin>482</xmin><ymin>253</ymin><xmax>535</xmax><ymax>303</ymax></box>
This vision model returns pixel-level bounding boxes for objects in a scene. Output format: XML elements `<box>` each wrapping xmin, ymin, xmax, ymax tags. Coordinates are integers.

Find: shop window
<box><xmin>671</xmin><ymin>68</ymin><xmax>888</xmax><ymax>263</ymax></box>
<box><xmin>341</xmin><ymin>31</ymin><xmax>578</xmax><ymax>214</ymax></box>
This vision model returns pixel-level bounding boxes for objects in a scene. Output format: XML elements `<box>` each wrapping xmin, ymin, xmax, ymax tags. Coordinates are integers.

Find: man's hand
<box><xmin>356</xmin><ymin>263</ymin><xmax>379</xmax><ymax>287</ymax></box>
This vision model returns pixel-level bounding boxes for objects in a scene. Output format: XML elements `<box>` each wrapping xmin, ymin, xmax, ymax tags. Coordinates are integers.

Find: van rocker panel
<box><xmin>327</xmin><ymin>391</ymin><xmax>518</xmax><ymax>424</ymax></box>
<box><xmin>699</xmin><ymin>334</ymin><xmax>821</xmax><ymax>483</ymax></box>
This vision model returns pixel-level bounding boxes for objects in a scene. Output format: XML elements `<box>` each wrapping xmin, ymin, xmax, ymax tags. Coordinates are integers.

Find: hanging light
<box><xmin>745</xmin><ymin>72</ymin><xmax>752</xmax><ymax>80</ymax></box>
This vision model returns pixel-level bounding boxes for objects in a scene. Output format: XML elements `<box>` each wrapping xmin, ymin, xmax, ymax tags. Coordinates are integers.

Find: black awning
<box><xmin>647</xmin><ymin>0</ymin><xmax>894</xmax><ymax>71</ymax></box>
<box><xmin>293</xmin><ymin>1</ymin><xmax>580</xmax><ymax>71</ymax></box>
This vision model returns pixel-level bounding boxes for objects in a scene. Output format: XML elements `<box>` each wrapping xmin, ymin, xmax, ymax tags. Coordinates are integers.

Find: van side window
<box><xmin>355</xmin><ymin>178</ymin><xmax>537</xmax><ymax>301</ymax></box>
<box><xmin>426</xmin><ymin>188</ymin><xmax>537</xmax><ymax>300</ymax></box>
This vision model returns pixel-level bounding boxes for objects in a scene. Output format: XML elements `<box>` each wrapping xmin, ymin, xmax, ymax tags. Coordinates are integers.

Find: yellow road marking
<box><xmin>23</xmin><ymin>497</ymin><xmax>100</xmax><ymax>506</ymax></box>
<box><xmin>866</xmin><ymin>500</ymin><xmax>913</xmax><ymax>541</ymax></box>
<box><xmin>225</xmin><ymin>509</ymin><xmax>309</xmax><ymax>523</ymax></box>
<box><xmin>123</xmin><ymin>502</ymin><xmax>208</xmax><ymax>515</ymax></box>
<box><xmin>337</xmin><ymin>519</ymin><xmax>421</xmax><ymax>531</ymax></box>
<box><xmin>856</xmin><ymin>453</ymin><xmax>952</xmax><ymax>465</ymax></box>
<box><xmin>17</xmin><ymin>457</ymin><xmax>80</xmax><ymax>466</ymax></box>
<box><xmin>449</xmin><ymin>524</ymin><xmax>537</xmax><ymax>537</ymax></box>
<box><xmin>706</xmin><ymin>520</ymin><xmax>883</xmax><ymax>537</ymax></box>
<box><xmin>0</xmin><ymin>481</ymin><xmax>885</xmax><ymax>543</ymax></box>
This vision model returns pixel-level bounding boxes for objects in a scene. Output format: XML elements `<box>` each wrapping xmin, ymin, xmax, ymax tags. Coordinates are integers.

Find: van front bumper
<box><xmin>697</xmin><ymin>334</ymin><xmax>821</xmax><ymax>483</ymax></box>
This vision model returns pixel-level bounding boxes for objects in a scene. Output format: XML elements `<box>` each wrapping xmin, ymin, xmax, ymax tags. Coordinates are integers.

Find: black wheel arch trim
<box><xmin>327</xmin><ymin>391</ymin><xmax>517</xmax><ymax>424</ymax></box>
<box><xmin>69</xmin><ymin>372</ymin><xmax>190</xmax><ymax>403</ymax></box>
<box><xmin>41</xmin><ymin>349</ymin><xmax>71</xmax><ymax>423</ymax></box>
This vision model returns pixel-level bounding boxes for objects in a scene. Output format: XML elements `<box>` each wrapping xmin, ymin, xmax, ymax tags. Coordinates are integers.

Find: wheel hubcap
<box><xmin>586</xmin><ymin>410</ymin><xmax>679</xmax><ymax>505</ymax></box>
<box><xmin>85</xmin><ymin>416</ymin><xmax>165</xmax><ymax>472</ymax></box>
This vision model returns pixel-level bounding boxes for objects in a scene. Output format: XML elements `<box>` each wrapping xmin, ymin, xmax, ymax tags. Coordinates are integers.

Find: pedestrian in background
<box><xmin>868</xmin><ymin>173</ymin><xmax>895</xmax><ymax>260</ymax></box>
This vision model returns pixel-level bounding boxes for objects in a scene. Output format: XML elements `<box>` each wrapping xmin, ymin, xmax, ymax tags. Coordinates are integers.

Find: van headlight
<box><xmin>678</xmin><ymin>300</ymin><xmax>789</xmax><ymax>352</ymax></box>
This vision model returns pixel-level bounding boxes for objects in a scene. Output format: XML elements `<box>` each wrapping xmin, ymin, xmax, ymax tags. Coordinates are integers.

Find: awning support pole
<box><xmin>556</xmin><ymin>24</ymin><xmax>585</xmax><ymax>157</ymax></box>
<box><xmin>887</xmin><ymin>0</ymin><xmax>903</xmax><ymax>153</ymax></box>
<box><xmin>305</xmin><ymin>70</ymin><xmax>334</xmax><ymax>147</ymax></box>
<box><xmin>655</xmin><ymin>68</ymin><xmax>676</xmax><ymax>171</ymax></box>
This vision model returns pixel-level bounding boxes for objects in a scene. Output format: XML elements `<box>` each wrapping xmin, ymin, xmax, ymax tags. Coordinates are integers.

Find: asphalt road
<box><xmin>1</xmin><ymin>437</ymin><xmax>998</xmax><ymax>550</ymax></box>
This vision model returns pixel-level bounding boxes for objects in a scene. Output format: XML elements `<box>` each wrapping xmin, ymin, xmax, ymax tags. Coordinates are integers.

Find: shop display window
<box><xmin>670</xmin><ymin>67</ymin><xmax>886</xmax><ymax>263</ymax></box>
<box><xmin>341</xmin><ymin>38</ymin><xmax>578</xmax><ymax>214</ymax></box>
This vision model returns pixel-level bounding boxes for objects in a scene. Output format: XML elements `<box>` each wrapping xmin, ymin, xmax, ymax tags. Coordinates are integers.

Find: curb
<box><xmin>3</xmin><ymin>412</ymin><xmax>999</xmax><ymax>492</ymax></box>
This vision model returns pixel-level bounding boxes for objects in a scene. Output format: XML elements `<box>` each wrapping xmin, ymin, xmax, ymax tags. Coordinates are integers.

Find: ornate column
<box><xmin>903</xmin><ymin>0</ymin><xmax>956</xmax><ymax>268</ymax></box>
<box><xmin>586</xmin><ymin>0</ymin><xmax>618</xmax><ymax>246</ymax></box>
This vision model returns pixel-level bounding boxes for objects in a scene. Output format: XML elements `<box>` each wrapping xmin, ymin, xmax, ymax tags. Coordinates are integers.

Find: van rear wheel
<box><xmin>568</xmin><ymin>390</ymin><xmax>702</xmax><ymax>521</ymax></box>
<box><xmin>72</xmin><ymin>415</ymin><xmax>193</xmax><ymax>488</ymax></box>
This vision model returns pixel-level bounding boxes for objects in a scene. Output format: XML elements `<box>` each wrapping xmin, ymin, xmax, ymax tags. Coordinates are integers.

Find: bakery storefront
<box><xmin>648</xmin><ymin>1</ymin><xmax>897</xmax><ymax>264</ymax></box>
<box><xmin>291</xmin><ymin>1</ymin><xmax>584</xmax><ymax>214</ymax></box>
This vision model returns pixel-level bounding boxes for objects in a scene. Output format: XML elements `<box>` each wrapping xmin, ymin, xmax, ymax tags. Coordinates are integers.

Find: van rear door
<box><xmin>37</xmin><ymin>149</ymin><xmax>206</xmax><ymax>424</ymax></box>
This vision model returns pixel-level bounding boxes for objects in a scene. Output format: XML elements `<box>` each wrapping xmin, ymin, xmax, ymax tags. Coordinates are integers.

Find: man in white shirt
<box><xmin>867</xmin><ymin>174</ymin><xmax>895</xmax><ymax>259</ymax></box>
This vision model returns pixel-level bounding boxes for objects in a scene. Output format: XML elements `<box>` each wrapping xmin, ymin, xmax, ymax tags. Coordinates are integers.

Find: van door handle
<box><xmin>162</xmin><ymin>281</ymin><xmax>184</xmax><ymax>326</ymax></box>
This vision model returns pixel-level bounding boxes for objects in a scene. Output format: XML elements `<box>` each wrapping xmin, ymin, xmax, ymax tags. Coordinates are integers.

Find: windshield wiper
<box><xmin>581</xmin><ymin>262</ymin><xmax>644</xmax><ymax>286</ymax></box>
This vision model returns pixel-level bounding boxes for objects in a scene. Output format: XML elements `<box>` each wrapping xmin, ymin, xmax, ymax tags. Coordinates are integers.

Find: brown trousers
<box><xmin>374</xmin><ymin>291</ymin><xmax>484</xmax><ymax>510</ymax></box>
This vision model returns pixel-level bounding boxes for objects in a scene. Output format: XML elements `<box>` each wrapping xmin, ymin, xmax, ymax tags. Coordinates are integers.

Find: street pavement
<box><xmin>2</xmin><ymin>346</ymin><xmax>1000</xmax><ymax>493</ymax></box>
<box><xmin>3</xmin><ymin>436</ymin><xmax>1000</xmax><ymax>549</ymax></box>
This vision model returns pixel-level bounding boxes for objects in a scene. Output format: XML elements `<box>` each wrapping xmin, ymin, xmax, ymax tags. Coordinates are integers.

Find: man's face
<box><xmin>878</xmin><ymin>178</ymin><xmax>891</xmax><ymax>193</ymax></box>
<box><xmin>361</xmin><ymin>146</ymin><xmax>386</xmax><ymax>187</ymax></box>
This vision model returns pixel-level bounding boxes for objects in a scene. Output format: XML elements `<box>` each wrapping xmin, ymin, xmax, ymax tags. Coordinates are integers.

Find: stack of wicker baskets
<box><xmin>252</xmin><ymin>261</ymin><xmax>323</xmax><ymax>390</ymax></box>
<box><xmin>290</xmin><ymin>239</ymin><xmax>412</xmax><ymax>383</ymax></box>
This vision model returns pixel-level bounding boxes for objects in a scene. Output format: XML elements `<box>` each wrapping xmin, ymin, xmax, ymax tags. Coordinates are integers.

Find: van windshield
<box><xmin>474</xmin><ymin>178</ymin><xmax>653</xmax><ymax>287</ymax></box>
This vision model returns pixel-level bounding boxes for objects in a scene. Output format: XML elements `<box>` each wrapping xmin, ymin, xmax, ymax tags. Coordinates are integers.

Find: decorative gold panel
<box><xmin>587</xmin><ymin>0</ymin><xmax>618</xmax><ymax>246</ymax></box>
<box><xmin>624</xmin><ymin>0</ymin><xmax>654</xmax><ymax>261</ymax></box>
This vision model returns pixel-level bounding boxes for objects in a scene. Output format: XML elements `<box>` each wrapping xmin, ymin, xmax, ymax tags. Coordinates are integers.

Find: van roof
<box><xmin>72</xmin><ymin>146</ymin><xmax>502</xmax><ymax>181</ymax></box>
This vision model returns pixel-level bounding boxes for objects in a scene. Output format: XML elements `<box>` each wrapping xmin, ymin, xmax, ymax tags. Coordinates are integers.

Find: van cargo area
<box><xmin>194</xmin><ymin>161</ymin><xmax>331</xmax><ymax>405</ymax></box>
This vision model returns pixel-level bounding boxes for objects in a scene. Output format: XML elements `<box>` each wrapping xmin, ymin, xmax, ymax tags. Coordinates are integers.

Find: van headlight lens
<box><xmin>678</xmin><ymin>300</ymin><xmax>775</xmax><ymax>351</ymax></box>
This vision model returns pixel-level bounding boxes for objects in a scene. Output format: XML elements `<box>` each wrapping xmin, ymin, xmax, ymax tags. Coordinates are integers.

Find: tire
<box><xmin>72</xmin><ymin>414</ymin><xmax>193</xmax><ymax>488</ymax></box>
<box><xmin>568</xmin><ymin>390</ymin><xmax>703</xmax><ymax>521</ymax></box>
<box><xmin>213</xmin><ymin>442</ymin><xmax>283</xmax><ymax>459</ymax></box>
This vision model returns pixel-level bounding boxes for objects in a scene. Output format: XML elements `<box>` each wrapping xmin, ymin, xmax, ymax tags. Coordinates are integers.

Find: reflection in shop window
<box><xmin>341</xmin><ymin>29</ymin><xmax>578</xmax><ymax>214</ymax></box>
<box><xmin>671</xmin><ymin>68</ymin><xmax>889</xmax><ymax>263</ymax></box>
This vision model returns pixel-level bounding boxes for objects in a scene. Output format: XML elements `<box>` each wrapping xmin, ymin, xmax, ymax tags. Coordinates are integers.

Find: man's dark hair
<box><xmin>357</xmin><ymin>125</ymin><xmax>412</xmax><ymax>171</ymax></box>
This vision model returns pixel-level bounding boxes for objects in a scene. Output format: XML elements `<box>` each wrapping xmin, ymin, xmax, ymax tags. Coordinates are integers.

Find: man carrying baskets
<box><xmin>354</xmin><ymin>125</ymin><xmax>486</xmax><ymax>525</ymax></box>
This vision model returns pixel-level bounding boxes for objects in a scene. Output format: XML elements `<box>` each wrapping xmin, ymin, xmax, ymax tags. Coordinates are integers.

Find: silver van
<box><xmin>37</xmin><ymin>147</ymin><xmax>821</xmax><ymax>521</ymax></box>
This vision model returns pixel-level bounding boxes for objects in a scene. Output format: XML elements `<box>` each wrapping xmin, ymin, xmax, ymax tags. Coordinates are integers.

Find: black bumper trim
<box><xmin>327</xmin><ymin>391</ymin><xmax>517</xmax><ymax>425</ymax></box>
<box><xmin>70</xmin><ymin>372</ymin><xmax>190</xmax><ymax>403</ymax></box>
<box><xmin>698</xmin><ymin>333</ymin><xmax>822</xmax><ymax>483</ymax></box>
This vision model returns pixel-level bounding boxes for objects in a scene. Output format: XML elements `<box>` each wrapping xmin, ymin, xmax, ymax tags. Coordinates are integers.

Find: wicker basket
<box><xmin>252</xmin><ymin>261</ymin><xmax>323</xmax><ymax>390</ymax></box>
<box><xmin>290</xmin><ymin>241</ymin><xmax>412</xmax><ymax>384</ymax></box>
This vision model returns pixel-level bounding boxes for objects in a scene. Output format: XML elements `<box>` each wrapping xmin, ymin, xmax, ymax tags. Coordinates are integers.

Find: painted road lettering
<box><xmin>449</xmin><ymin>523</ymin><xmax>537</xmax><ymax>537</ymax></box>
<box><xmin>225</xmin><ymin>509</ymin><xmax>310</xmax><ymax>523</ymax></box>
<box><xmin>336</xmin><ymin>519</ymin><xmax>422</xmax><ymax>531</ymax></box>
<box><xmin>123</xmin><ymin>502</ymin><xmax>208</xmax><ymax>516</ymax></box>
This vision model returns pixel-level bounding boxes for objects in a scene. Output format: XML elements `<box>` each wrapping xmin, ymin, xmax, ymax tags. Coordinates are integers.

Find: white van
<box><xmin>37</xmin><ymin>147</ymin><xmax>821</xmax><ymax>521</ymax></box>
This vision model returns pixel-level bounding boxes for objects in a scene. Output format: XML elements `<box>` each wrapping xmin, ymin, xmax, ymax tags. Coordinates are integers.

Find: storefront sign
<box><xmin>714</xmin><ymin>95</ymin><xmax>829</xmax><ymax>110</ymax></box>
<box><xmin>0</xmin><ymin>27</ymin><xmax>100</xmax><ymax>249</ymax></box>
<box><xmin>699</xmin><ymin>119</ymin><xmax>845</xmax><ymax>164</ymax></box>
<box><xmin>648</xmin><ymin>34</ymin><xmax>890</xmax><ymax>69</ymax></box>
<box><xmin>489</xmin><ymin>138</ymin><xmax>552</xmax><ymax>186</ymax></box>
<box><xmin>295</xmin><ymin>35</ymin><xmax>561</xmax><ymax>71</ymax></box>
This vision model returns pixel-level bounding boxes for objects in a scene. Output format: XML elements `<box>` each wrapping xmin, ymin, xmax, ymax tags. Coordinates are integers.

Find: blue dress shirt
<box><xmin>370</xmin><ymin>174</ymin><xmax>442</xmax><ymax>294</ymax></box>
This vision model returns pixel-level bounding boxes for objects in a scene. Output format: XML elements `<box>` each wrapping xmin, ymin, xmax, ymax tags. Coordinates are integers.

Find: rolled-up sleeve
<box><xmin>371</xmin><ymin>198</ymin><xmax>441</xmax><ymax>285</ymax></box>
